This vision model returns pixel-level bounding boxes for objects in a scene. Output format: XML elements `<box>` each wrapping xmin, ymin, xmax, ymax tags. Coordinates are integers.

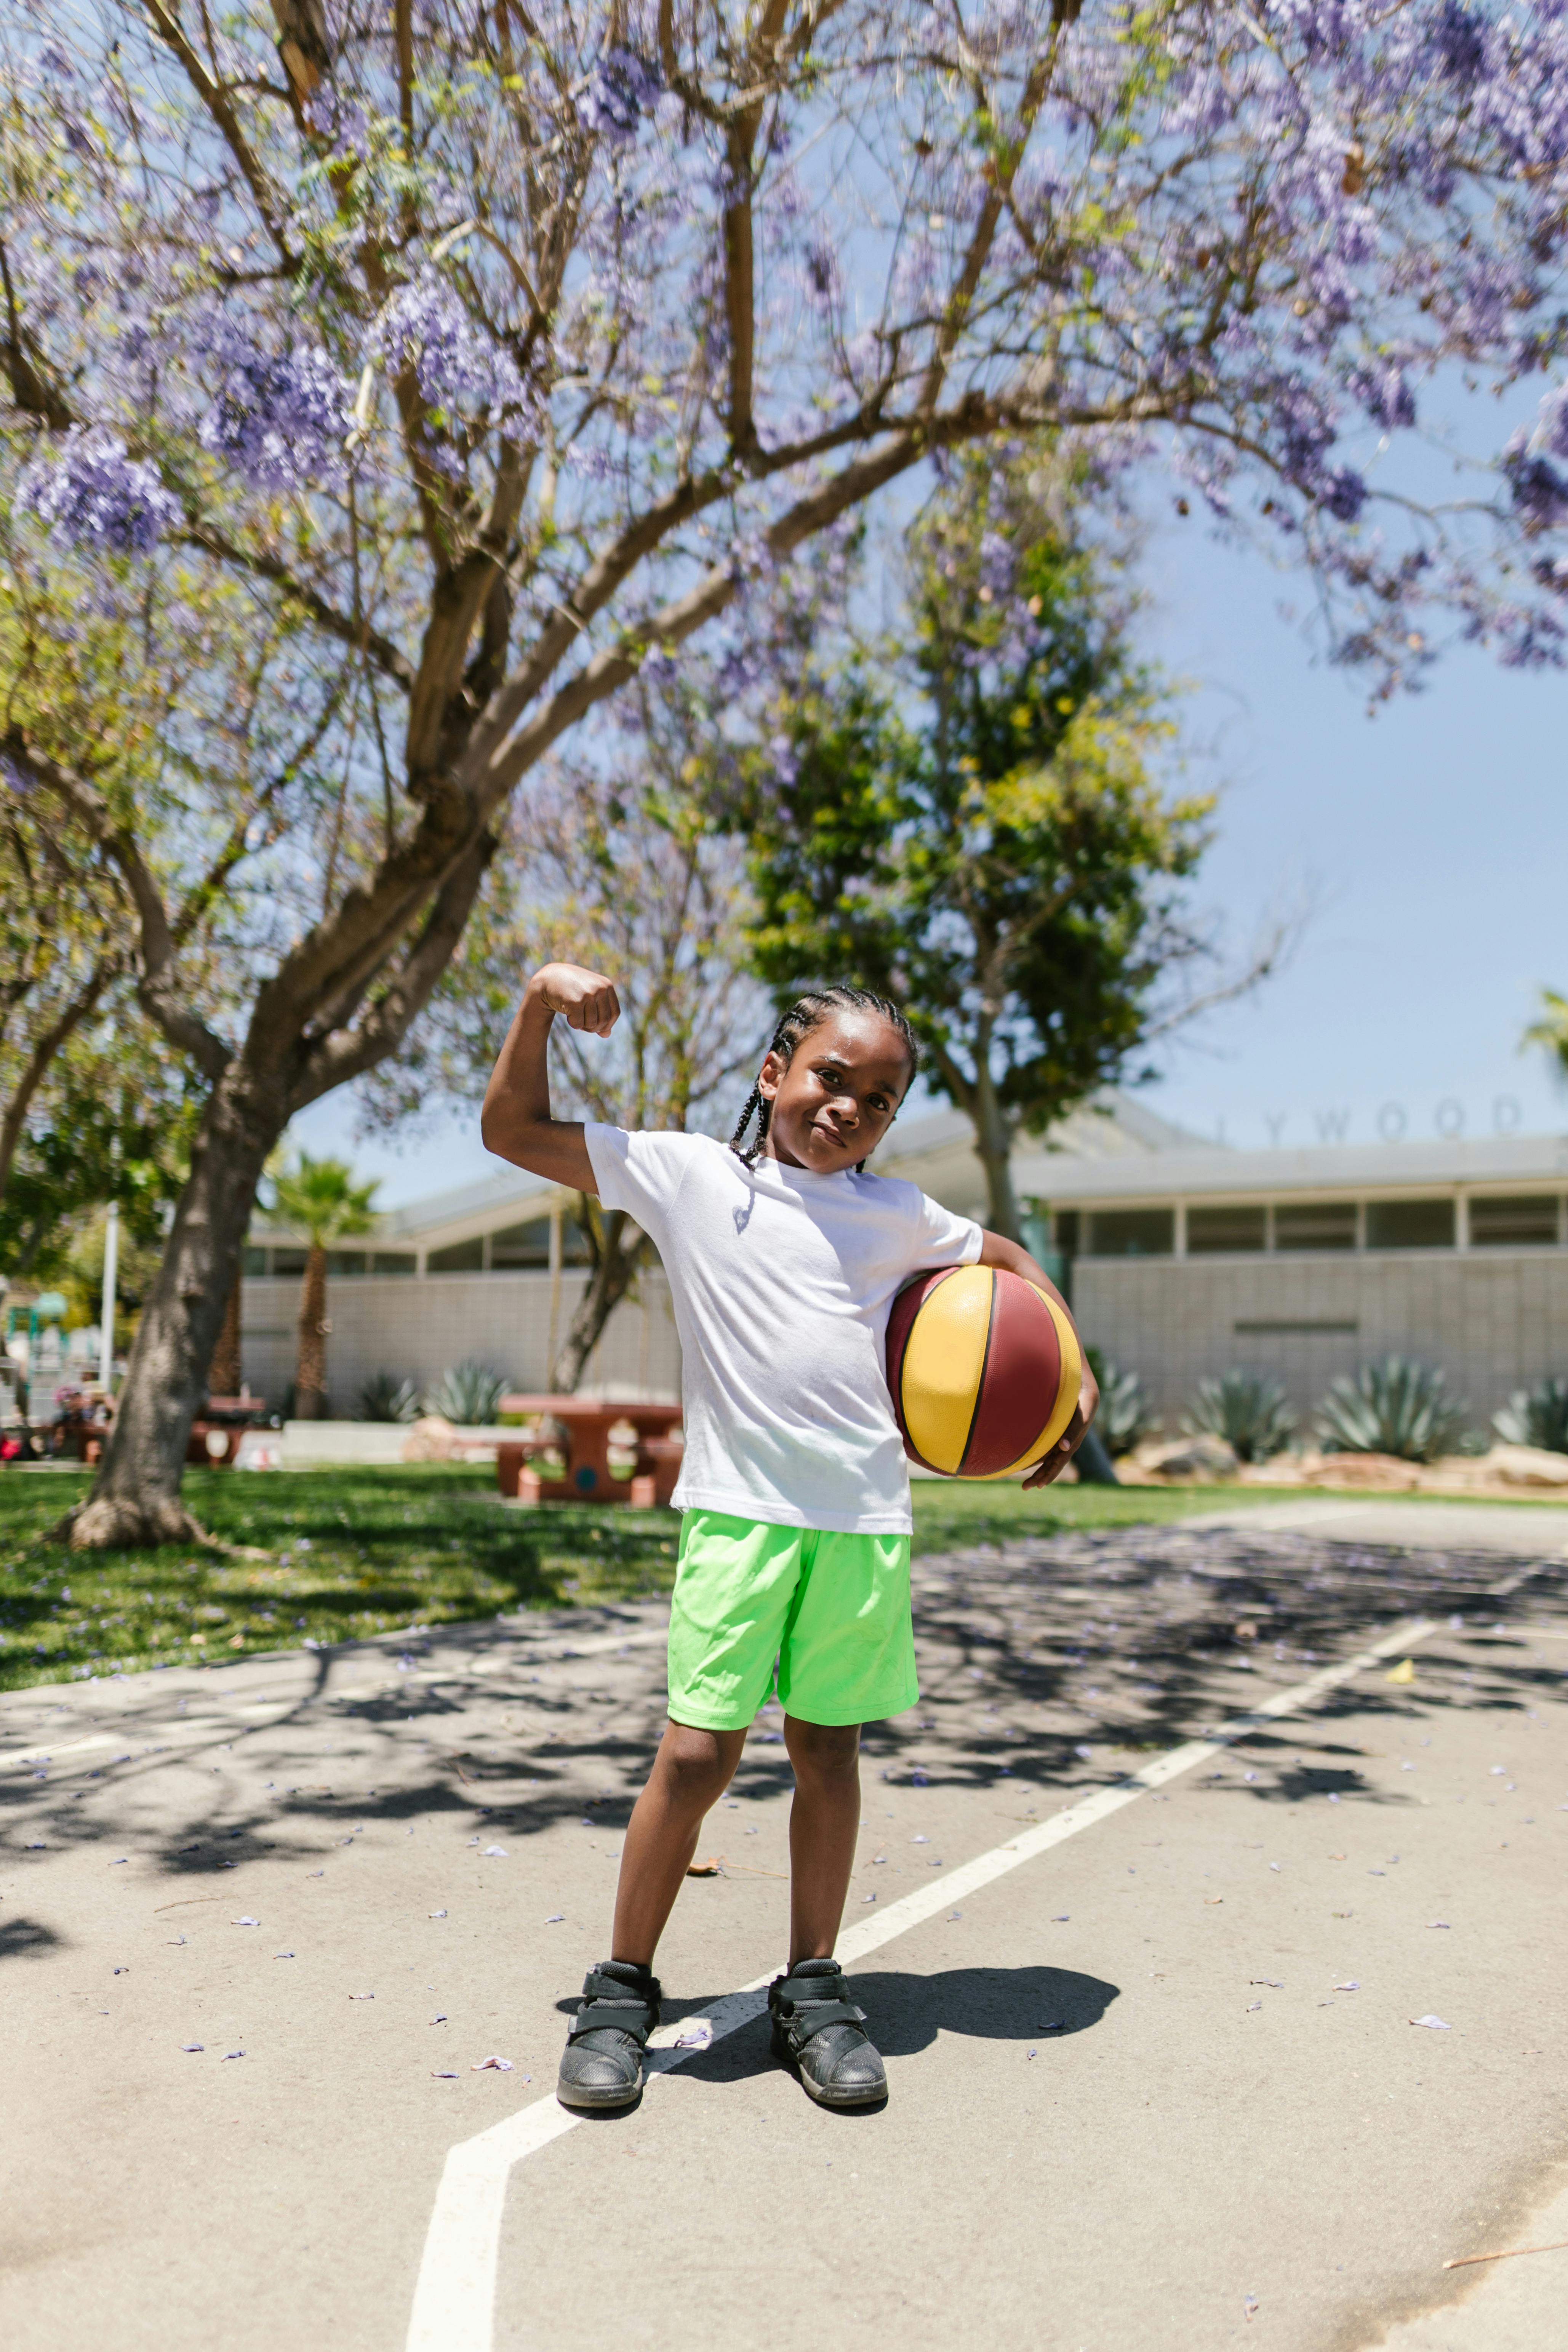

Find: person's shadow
<box><xmin>672</xmin><ymin>1963</ymin><xmax>1118</xmax><ymax>2095</ymax></box>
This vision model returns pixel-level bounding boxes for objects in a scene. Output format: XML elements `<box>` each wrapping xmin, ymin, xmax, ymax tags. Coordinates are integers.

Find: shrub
<box><xmin>1493</xmin><ymin>1377</ymin><xmax>1568</xmax><ymax>1454</ymax></box>
<box><xmin>1316</xmin><ymin>1356</ymin><xmax>1466</xmax><ymax>1462</ymax></box>
<box><xmin>423</xmin><ymin>1359</ymin><xmax>509</xmax><ymax>1425</ymax></box>
<box><xmin>1091</xmin><ymin>1360</ymin><xmax>1149</xmax><ymax>1456</ymax></box>
<box><xmin>360</xmin><ymin>1372</ymin><xmax>421</xmax><ymax>1424</ymax></box>
<box><xmin>1185</xmin><ymin>1370</ymin><xmax>1296</xmax><ymax>1462</ymax></box>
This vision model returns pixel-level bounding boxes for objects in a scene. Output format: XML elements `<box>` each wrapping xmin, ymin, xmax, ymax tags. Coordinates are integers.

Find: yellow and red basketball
<box><xmin>886</xmin><ymin>1264</ymin><xmax>1082</xmax><ymax>1480</ymax></box>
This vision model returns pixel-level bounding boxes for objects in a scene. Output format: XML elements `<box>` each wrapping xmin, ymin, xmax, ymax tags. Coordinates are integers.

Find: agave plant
<box><xmin>1184</xmin><ymin>1370</ymin><xmax>1296</xmax><ymax>1463</ymax></box>
<box><xmin>1316</xmin><ymin>1356</ymin><xmax>1466</xmax><ymax>1462</ymax></box>
<box><xmin>1493</xmin><ymin>1376</ymin><xmax>1568</xmax><ymax>1454</ymax></box>
<box><xmin>1091</xmin><ymin>1361</ymin><xmax>1149</xmax><ymax>1457</ymax></box>
<box><xmin>360</xmin><ymin>1371</ymin><xmax>421</xmax><ymax>1424</ymax></box>
<box><xmin>423</xmin><ymin>1358</ymin><xmax>509</xmax><ymax>1426</ymax></box>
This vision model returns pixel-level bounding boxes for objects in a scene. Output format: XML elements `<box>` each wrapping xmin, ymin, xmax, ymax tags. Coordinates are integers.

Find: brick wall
<box><xmin>239</xmin><ymin>1267</ymin><xmax>680</xmax><ymax>1413</ymax></box>
<box><xmin>1073</xmin><ymin>1249</ymin><xmax>1568</xmax><ymax>1429</ymax></box>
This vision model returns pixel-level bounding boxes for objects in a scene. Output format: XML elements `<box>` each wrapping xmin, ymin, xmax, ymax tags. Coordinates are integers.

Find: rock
<box><xmin>1303</xmin><ymin>1451</ymin><xmax>1423</xmax><ymax>1491</ymax></box>
<box><xmin>1485</xmin><ymin>1443</ymin><xmax>1568</xmax><ymax>1488</ymax></box>
<box><xmin>401</xmin><ymin>1414</ymin><xmax>458</xmax><ymax>1463</ymax></box>
<box><xmin>1132</xmin><ymin>1433</ymin><xmax>1239</xmax><ymax>1480</ymax></box>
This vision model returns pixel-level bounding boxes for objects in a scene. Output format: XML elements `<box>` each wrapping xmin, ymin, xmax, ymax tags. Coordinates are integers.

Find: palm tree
<box><xmin>1524</xmin><ymin>989</ymin><xmax>1568</xmax><ymax>1083</ymax></box>
<box><xmin>267</xmin><ymin>1152</ymin><xmax>379</xmax><ymax>1420</ymax></box>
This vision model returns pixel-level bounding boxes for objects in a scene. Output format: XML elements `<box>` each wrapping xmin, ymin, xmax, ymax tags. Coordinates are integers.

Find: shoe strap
<box><xmin>770</xmin><ymin>1970</ymin><xmax>865</xmax><ymax>2041</ymax></box>
<box><xmin>776</xmin><ymin>1997</ymin><xmax>866</xmax><ymax>2043</ymax></box>
<box><xmin>570</xmin><ymin>1968</ymin><xmax>661</xmax><ymax>2046</ymax></box>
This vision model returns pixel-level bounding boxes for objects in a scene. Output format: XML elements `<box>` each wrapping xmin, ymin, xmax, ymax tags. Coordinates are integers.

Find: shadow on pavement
<box><xmin>5</xmin><ymin>1526</ymin><xmax>1565</xmax><ymax>1884</ymax></box>
<box><xmin>659</xmin><ymin>1963</ymin><xmax>1120</xmax><ymax>2094</ymax></box>
<box><xmin>0</xmin><ymin>1914</ymin><xmax>66</xmax><ymax>1958</ymax></box>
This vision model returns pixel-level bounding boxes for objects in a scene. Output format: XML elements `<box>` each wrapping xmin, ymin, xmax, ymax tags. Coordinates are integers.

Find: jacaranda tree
<box><xmin>3</xmin><ymin>0</ymin><xmax>1568</xmax><ymax>1541</ymax></box>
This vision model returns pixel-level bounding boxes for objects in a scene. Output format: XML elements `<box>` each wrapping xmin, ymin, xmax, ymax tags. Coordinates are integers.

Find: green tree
<box><xmin>740</xmin><ymin>449</ymin><xmax>1248</xmax><ymax>1240</ymax></box>
<box><xmin>1524</xmin><ymin>990</ymin><xmax>1568</xmax><ymax>1085</ymax></box>
<box><xmin>0</xmin><ymin>1022</ymin><xmax>195</xmax><ymax>1287</ymax></box>
<box><xmin>265</xmin><ymin>1153</ymin><xmax>379</xmax><ymax>1419</ymax></box>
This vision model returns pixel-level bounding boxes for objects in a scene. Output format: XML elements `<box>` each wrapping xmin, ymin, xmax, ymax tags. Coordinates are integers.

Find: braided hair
<box><xmin>728</xmin><ymin>986</ymin><xmax>920</xmax><ymax>1171</ymax></box>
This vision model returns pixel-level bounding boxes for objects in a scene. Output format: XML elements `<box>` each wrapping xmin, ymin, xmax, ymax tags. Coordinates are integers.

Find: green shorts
<box><xmin>667</xmin><ymin>1510</ymin><xmax>918</xmax><ymax>1731</ymax></box>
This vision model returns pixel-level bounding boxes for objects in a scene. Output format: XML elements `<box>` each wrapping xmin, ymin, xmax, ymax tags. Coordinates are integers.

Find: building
<box><xmin>242</xmin><ymin>1165</ymin><xmax>680</xmax><ymax>1412</ymax></box>
<box><xmin>876</xmin><ymin>1102</ymin><xmax>1568</xmax><ymax>1426</ymax></box>
<box><xmin>242</xmin><ymin>1096</ymin><xmax>1568</xmax><ymax>1425</ymax></box>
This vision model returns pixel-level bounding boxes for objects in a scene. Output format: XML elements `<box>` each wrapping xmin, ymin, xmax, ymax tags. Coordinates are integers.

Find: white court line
<box><xmin>404</xmin><ymin>1610</ymin><xmax>1442</xmax><ymax>2352</ymax></box>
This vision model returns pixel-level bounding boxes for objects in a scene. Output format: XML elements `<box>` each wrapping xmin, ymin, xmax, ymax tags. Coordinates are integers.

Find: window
<box><xmin>490</xmin><ymin>1217</ymin><xmax>551</xmax><ymax>1268</ymax></box>
<box><xmin>242</xmin><ymin>1247</ymin><xmax>269</xmax><ymax>1276</ymax></box>
<box><xmin>1365</xmin><ymin>1198</ymin><xmax>1454</xmax><ymax>1250</ymax></box>
<box><xmin>1469</xmin><ymin>1194</ymin><xmax>1560</xmax><ymax>1246</ymax></box>
<box><xmin>1187</xmin><ymin>1205</ymin><xmax>1267</xmax><ymax>1254</ymax></box>
<box><xmin>1053</xmin><ymin>1210</ymin><xmax>1080</xmax><ymax>1255</ymax></box>
<box><xmin>325</xmin><ymin>1250</ymin><xmax>366</xmax><ymax>1276</ymax></box>
<box><xmin>1274</xmin><ymin>1202</ymin><xmax>1357</xmax><ymax>1252</ymax></box>
<box><xmin>370</xmin><ymin>1252</ymin><xmax>416</xmax><ymax>1276</ymax></box>
<box><xmin>1086</xmin><ymin>1208</ymin><xmax>1174</xmax><ymax>1258</ymax></box>
<box><xmin>270</xmin><ymin>1247</ymin><xmax>309</xmax><ymax>1277</ymax></box>
<box><xmin>427</xmin><ymin>1237</ymin><xmax>484</xmax><ymax>1273</ymax></box>
<box><xmin>489</xmin><ymin>1216</ymin><xmax>592</xmax><ymax>1269</ymax></box>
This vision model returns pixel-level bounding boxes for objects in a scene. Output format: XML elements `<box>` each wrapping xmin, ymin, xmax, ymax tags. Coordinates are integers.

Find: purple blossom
<box><xmin>1319</xmin><ymin>466</ymin><xmax>1368</xmax><ymax>523</ymax></box>
<box><xmin>199</xmin><ymin>328</ymin><xmax>350</xmax><ymax>489</ymax></box>
<box><xmin>19</xmin><ymin>427</ymin><xmax>180</xmax><ymax>555</ymax></box>
<box><xmin>1503</xmin><ymin>441</ymin><xmax>1568</xmax><ymax>532</ymax></box>
<box><xmin>1532</xmin><ymin>383</ymin><xmax>1568</xmax><ymax>462</ymax></box>
<box><xmin>1352</xmin><ymin>360</ymin><xmax>1417</xmax><ymax>431</ymax></box>
<box><xmin>371</xmin><ymin>274</ymin><xmax>529</xmax><ymax>424</ymax></box>
<box><xmin>581</xmin><ymin>47</ymin><xmax>661</xmax><ymax>142</ymax></box>
<box><xmin>1431</xmin><ymin>0</ymin><xmax>1487</xmax><ymax>88</ymax></box>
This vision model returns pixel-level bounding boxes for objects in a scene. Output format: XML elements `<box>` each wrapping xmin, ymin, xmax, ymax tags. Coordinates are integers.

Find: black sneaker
<box><xmin>556</xmin><ymin>1960</ymin><xmax>662</xmax><ymax>2112</ymax></box>
<box><xmin>768</xmin><ymin>1958</ymin><xmax>888</xmax><ymax>2107</ymax></box>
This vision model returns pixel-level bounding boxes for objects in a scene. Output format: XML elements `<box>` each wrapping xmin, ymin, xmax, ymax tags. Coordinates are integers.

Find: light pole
<box><xmin>99</xmin><ymin>1202</ymin><xmax>119</xmax><ymax>1391</ymax></box>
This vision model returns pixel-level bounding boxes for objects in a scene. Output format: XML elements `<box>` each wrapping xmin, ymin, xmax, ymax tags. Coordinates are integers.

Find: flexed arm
<box><xmin>480</xmin><ymin>962</ymin><xmax>620</xmax><ymax>1190</ymax></box>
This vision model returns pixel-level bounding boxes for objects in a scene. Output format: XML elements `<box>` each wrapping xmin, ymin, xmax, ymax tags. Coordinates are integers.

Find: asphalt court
<box><xmin>3</xmin><ymin>1496</ymin><xmax>1567</xmax><ymax>2351</ymax></box>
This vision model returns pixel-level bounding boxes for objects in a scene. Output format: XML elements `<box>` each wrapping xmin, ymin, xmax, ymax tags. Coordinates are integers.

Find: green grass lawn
<box><xmin>0</xmin><ymin>1464</ymin><xmax>1255</xmax><ymax>1694</ymax></box>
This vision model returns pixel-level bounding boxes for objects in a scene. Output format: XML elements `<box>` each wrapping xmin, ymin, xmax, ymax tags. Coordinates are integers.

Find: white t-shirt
<box><xmin>584</xmin><ymin>1125</ymin><xmax>983</xmax><ymax>1535</ymax></box>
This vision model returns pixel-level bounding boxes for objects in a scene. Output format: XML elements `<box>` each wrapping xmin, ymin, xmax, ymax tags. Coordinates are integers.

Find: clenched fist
<box><xmin>527</xmin><ymin>962</ymin><xmax>621</xmax><ymax>1038</ymax></box>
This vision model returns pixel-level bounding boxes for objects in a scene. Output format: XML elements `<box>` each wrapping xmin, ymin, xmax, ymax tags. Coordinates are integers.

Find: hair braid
<box><xmin>728</xmin><ymin>985</ymin><xmax>919</xmax><ymax>1170</ymax></box>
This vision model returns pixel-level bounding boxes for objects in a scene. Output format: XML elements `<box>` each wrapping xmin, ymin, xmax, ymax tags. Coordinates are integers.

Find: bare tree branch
<box><xmin>288</xmin><ymin>829</ymin><xmax>498</xmax><ymax>1105</ymax></box>
<box><xmin>0</xmin><ymin>730</ymin><xmax>234</xmax><ymax>1080</ymax></box>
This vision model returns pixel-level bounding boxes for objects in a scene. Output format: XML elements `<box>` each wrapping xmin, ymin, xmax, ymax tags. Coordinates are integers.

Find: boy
<box><xmin>481</xmin><ymin>961</ymin><xmax>1096</xmax><ymax>2109</ymax></box>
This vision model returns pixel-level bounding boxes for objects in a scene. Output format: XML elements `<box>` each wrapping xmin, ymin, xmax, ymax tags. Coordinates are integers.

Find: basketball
<box><xmin>886</xmin><ymin>1263</ymin><xmax>1082</xmax><ymax>1479</ymax></box>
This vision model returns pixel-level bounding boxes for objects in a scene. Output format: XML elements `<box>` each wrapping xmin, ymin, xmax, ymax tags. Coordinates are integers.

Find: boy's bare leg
<box><xmin>610</xmin><ymin>1719</ymin><xmax>747</xmax><ymax>1966</ymax></box>
<box><xmin>782</xmin><ymin>1717</ymin><xmax>862</xmax><ymax>1964</ymax></box>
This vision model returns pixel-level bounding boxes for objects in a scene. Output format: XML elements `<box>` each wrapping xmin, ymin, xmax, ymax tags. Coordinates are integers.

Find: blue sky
<box><xmin>294</xmin><ymin>491</ymin><xmax>1568</xmax><ymax>1207</ymax></box>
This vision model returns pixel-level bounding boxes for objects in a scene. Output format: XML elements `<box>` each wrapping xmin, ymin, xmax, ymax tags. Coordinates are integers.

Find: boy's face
<box><xmin>758</xmin><ymin>1011</ymin><xmax>914</xmax><ymax>1175</ymax></box>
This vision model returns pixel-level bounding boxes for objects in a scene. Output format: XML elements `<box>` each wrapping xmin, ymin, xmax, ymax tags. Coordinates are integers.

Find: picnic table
<box><xmin>185</xmin><ymin>1394</ymin><xmax>269</xmax><ymax>1469</ymax></box>
<box><xmin>495</xmin><ymin>1394</ymin><xmax>683</xmax><ymax>1507</ymax></box>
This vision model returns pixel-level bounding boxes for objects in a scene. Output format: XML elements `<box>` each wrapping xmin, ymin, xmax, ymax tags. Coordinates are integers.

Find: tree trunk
<box><xmin>294</xmin><ymin>1245</ymin><xmax>329</xmax><ymax>1418</ymax></box>
<box><xmin>52</xmin><ymin>1068</ymin><xmax>282</xmax><ymax>1547</ymax></box>
<box><xmin>971</xmin><ymin>1060</ymin><xmax>1022</xmax><ymax>1243</ymax></box>
<box><xmin>207</xmin><ymin>1271</ymin><xmax>243</xmax><ymax>1397</ymax></box>
<box><xmin>966</xmin><ymin>1040</ymin><xmax>1118</xmax><ymax>1484</ymax></box>
<box><xmin>551</xmin><ymin>1205</ymin><xmax>650</xmax><ymax>1390</ymax></box>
